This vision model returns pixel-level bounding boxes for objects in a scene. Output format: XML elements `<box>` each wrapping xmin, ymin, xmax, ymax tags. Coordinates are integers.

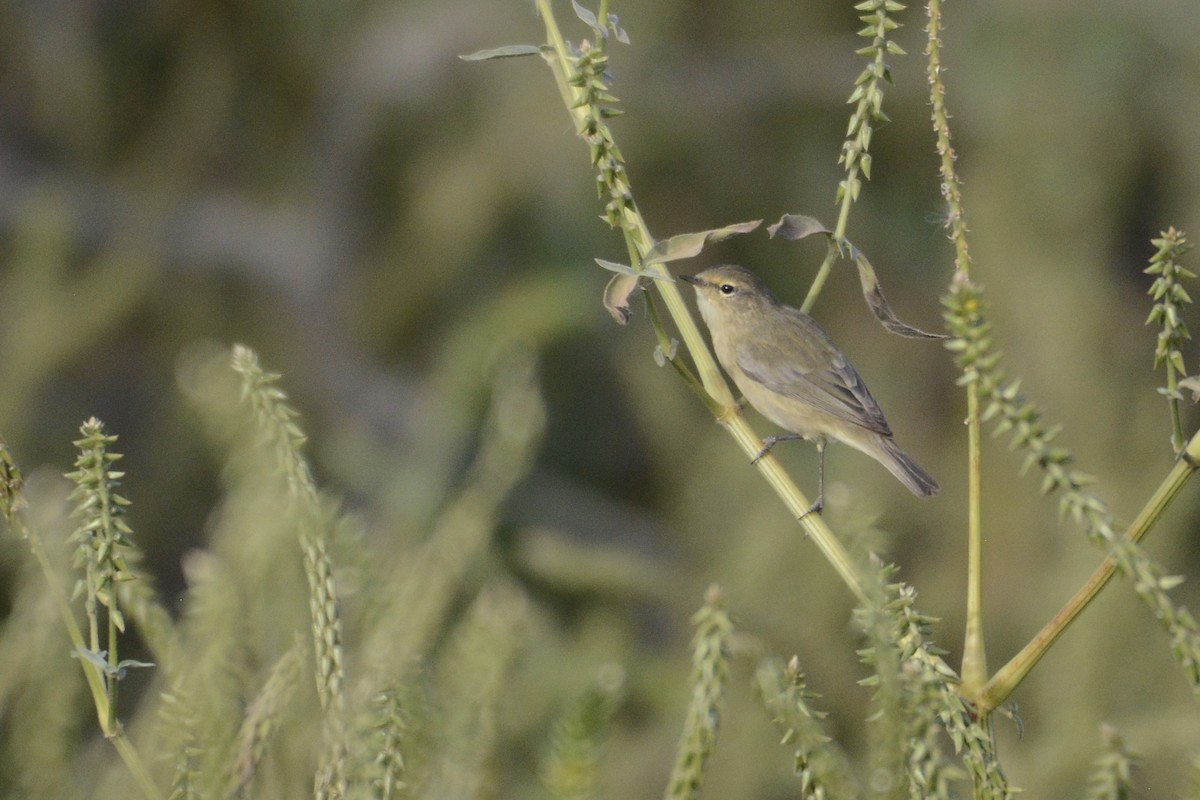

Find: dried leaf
<box><xmin>596</xmin><ymin>260</ymin><xmax>675</xmax><ymax>324</ymax></box>
<box><xmin>854</xmin><ymin>253</ymin><xmax>947</xmax><ymax>339</ymax></box>
<box><xmin>769</xmin><ymin>212</ymin><xmax>943</xmax><ymax>339</ymax></box>
<box><xmin>1179</xmin><ymin>375</ymin><xmax>1200</xmax><ymax>402</ymax></box>
<box><xmin>642</xmin><ymin>220</ymin><xmax>761</xmax><ymax>264</ymax></box>
<box><xmin>459</xmin><ymin>45</ymin><xmax>547</xmax><ymax>62</ymax></box>
<box><xmin>767</xmin><ymin>214</ymin><xmax>832</xmax><ymax>241</ymax></box>
<box><xmin>603</xmin><ymin>272</ymin><xmax>638</xmax><ymax>325</ymax></box>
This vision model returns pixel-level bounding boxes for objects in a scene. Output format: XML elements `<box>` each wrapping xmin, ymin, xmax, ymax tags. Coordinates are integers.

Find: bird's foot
<box><xmin>751</xmin><ymin>433</ymin><xmax>803</xmax><ymax>464</ymax></box>
<box><xmin>798</xmin><ymin>497</ymin><xmax>824</xmax><ymax>520</ymax></box>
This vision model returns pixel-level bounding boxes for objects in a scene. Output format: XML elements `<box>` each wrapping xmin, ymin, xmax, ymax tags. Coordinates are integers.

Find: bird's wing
<box><xmin>734</xmin><ymin>314</ymin><xmax>892</xmax><ymax>436</ymax></box>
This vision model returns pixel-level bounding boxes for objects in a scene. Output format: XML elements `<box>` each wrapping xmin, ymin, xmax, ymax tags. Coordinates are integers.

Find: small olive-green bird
<box><xmin>680</xmin><ymin>264</ymin><xmax>939</xmax><ymax>514</ymax></box>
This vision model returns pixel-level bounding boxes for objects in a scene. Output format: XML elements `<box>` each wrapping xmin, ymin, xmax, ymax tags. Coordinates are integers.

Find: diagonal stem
<box><xmin>535</xmin><ymin>0</ymin><xmax>870</xmax><ymax>607</ymax></box>
<box><xmin>975</xmin><ymin>431</ymin><xmax>1200</xmax><ymax>713</ymax></box>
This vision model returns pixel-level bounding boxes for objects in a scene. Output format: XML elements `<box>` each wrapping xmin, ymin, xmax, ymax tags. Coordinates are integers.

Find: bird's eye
<box><xmin>719</xmin><ymin>283</ymin><xmax>736</xmax><ymax>295</ymax></box>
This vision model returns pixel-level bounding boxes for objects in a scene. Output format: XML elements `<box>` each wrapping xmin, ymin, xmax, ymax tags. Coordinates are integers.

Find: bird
<box><xmin>680</xmin><ymin>264</ymin><xmax>939</xmax><ymax>515</ymax></box>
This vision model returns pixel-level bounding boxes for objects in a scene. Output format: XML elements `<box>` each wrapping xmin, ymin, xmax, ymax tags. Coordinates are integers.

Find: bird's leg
<box><xmin>798</xmin><ymin>438</ymin><xmax>827</xmax><ymax>519</ymax></box>
<box><xmin>751</xmin><ymin>433</ymin><xmax>803</xmax><ymax>463</ymax></box>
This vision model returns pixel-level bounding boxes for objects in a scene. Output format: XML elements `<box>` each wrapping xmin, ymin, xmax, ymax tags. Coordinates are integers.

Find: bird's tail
<box><xmin>870</xmin><ymin>434</ymin><xmax>940</xmax><ymax>498</ymax></box>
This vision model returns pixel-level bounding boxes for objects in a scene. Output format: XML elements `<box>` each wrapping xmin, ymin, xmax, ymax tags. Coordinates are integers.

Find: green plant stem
<box><xmin>1167</xmin><ymin>358</ymin><xmax>1185</xmax><ymax>453</ymax></box>
<box><xmin>113</xmin><ymin>735</ymin><xmax>163</xmax><ymax>800</ymax></box>
<box><xmin>107</xmin><ymin>608</ymin><xmax>120</xmax><ymax>733</ymax></box>
<box><xmin>800</xmin><ymin>172</ymin><xmax>856</xmax><ymax>315</ymax></box>
<box><xmin>975</xmin><ymin>430</ymin><xmax>1200</xmax><ymax>714</ymax></box>
<box><xmin>926</xmin><ymin>0</ymin><xmax>988</xmax><ymax>696</ymax></box>
<box><xmin>804</xmin><ymin>0</ymin><xmax>903</xmax><ymax>314</ymax></box>
<box><xmin>961</xmin><ymin>384</ymin><xmax>987</xmax><ymax>695</ymax></box>
<box><xmin>536</xmin><ymin>0</ymin><xmax>870</xmax><ymax>605</ymax></box>
<box><xmin>539</xmin><ymin>1</ymin><xmax>715</xmax><ymax>396</ymax></box>
<box><xmin>31</xmin><ymin>536</ymin><xmax>111</xmax><ymax>726</ymax></box>
<box><xmin>801</xmin><ymin>241</ymin><xmax>841</xmax><ymax>316</ymax></box>
<box><xmin>13</xmin><ymin>515</ymin><xmax>161</xmax><ymax>798</ymax></box>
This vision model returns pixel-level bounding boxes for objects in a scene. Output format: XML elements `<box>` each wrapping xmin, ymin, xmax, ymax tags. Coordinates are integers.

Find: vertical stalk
<box><xmin>926</xmin><ymin>0</ymin><xmax>987</xmax><ymax>694</ymax></box>
<box><xmin>107</xmin><ymin>606</ymin><xmax>120</xmax><ymax>733</ymax></box>
<box><xmin>960</xmin><ymin>384</ymin><xmax>986</xmax><ymax>694</ymax></box>
<box><xmin>1167</xmin><ymin>363</ymin><xmax>1184</xmax><ymax>453</ymax></box>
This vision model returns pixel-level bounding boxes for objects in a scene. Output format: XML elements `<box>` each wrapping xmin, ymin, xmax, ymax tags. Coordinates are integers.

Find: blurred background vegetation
<box><xmin>2</xmin><ymin>0</ymin><xmax>1200</xmax><ymax>797</ymax></box>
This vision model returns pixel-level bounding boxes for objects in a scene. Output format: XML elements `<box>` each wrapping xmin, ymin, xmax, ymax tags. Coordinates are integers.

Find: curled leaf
<box><xmin>643</xmin><ymin>220</ymin><xmax>762</xmax><ymax>264</ymax></box>
<box><xmin>1178</xmin><ymin>375</ymin><xmax>1200</xmax><ymax>402</ymax></box>
<box><xmin>459</xmin><ymin>45</ymin><xmax>547</xmax><ymax>62</ymax></box>
<box><xmin>609</xmin><ymin>14</ymin><xmax>631</xmax><ymax>44</ymax></box>
<box><xmin>770</xmin><ymin>211</ymin><xmax>943</xmax><ymax>339</ymax></box>
<box><xmin>596</xmin><ymin>260</ymin><xmax>676</xmax><ymax>324</ymax></box>
<box><xmin>603</xmin><ymin>272</ymin><xmax>638</xmax><ymax>325</ymax></box>
<box><xmin>854</xmin><ymin>252</ymin><xmax>947</xmax><ymax>340</ymax></box>
<box><xmin>767</xmin><ymin>214</ymin><xmax>832</xmax><ymax>241</ymax></box>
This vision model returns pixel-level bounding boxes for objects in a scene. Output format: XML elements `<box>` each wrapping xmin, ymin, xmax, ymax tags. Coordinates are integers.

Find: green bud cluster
<box><xmin>567</xmin><ymin>43</ymin><xmax>634</xmax><ymax>229</ymax></box>
<box><xmin>838</xmin><ymin>0</ymin><xmax>906</xmax><ymax>206</ymax></box>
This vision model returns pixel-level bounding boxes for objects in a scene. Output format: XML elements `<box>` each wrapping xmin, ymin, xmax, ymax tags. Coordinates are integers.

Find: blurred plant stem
<box><xmin>926</xmin><ymin>0</ymin><xmax>987</xmax><ymax>696</ymax></box>
<box><xmin>535</xmin><ymin>0</ymin><xmax>871</xmax><ymax>606</ymax></box>
<box><xmin>1</xmin><ymin>438</ymin><xmax>161</xmax><ymax>800</ymax></box>
<box><xmin>976</xmin><ymin>428</ymin><xmax>1200</xmax><ymax>714</ymax></box>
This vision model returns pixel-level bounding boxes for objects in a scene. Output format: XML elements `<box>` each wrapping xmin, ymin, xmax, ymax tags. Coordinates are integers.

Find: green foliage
<box><xmin>1085</xmin><ymin>725</ymin><xmax>1137</xmax><ymax>800</ymax></box>
<box><xmin>839</xmin><ymin>0</ymin><xmax>906</xmax><ymax>203</ymax></box>
<box><xmin>0</xmin><ymin>345</ymin><xmax>549</xmax><ymax>798</ymax></box>
<box><xmin>1146</xmin><ymin>228</ymin><xmax>1196</xmax><ymax>451</ymax></box>
<box><xmin>754</xmin><ymin>656</ymin><xmax>855</xmax><ymax>800</ymax></box>
<box><xmin>663</xmin><ymin>586</ymin><xmax>732</xmax><ymax>800</ymax></box>
<box><xmin>945</xmin><ymin>273</ymin><xmax>1200</xmax><ymax>697</ymax></box>
<box><xmin>855</xmin><ymin>570</ymin><xmax>1009</xmax><ymax>799</ymax></box>
<box><xmin>540</xmin><ymin>664</ymin><xmax>624</xmax><ymax>800</ymax></box>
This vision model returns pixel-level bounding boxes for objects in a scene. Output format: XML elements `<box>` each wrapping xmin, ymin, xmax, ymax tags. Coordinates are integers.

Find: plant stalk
<box><xmin>975</xmin><ymin>430</ymin><xmax>1200</xmax><ymax>713</ymax></box>
<box><xmin>536</xmin><ymin>0</ymin><xmax>870</xmax><ymax>606</ymax></box>
<box><xmin>960</xmin><ymin>381</ymin><xmax>987</xmax><ymax>695</ymax></box>
<box><xmin>926</xmin><ymin>0</ymin><xmax>988</xmax><ymax>697</ymax></box>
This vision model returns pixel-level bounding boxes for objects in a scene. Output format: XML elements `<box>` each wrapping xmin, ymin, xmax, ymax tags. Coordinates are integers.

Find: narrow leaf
<box><xmin>642</xmin><ymin>221</ymin><xmax>762</xmax><ymax>264</ymax></box>
<box><xmin>459</xmin><ymin>45</ymin><xmax>547</xmax><ymax>62</ymax></box>
<box><xmin>594</xmin><ymin>258</ymin><xmax>675</xmax><ymax>283</ymax></box>
<box><xmin>115</xmin><ymin>658</ymin><xmax>155</xmax><ymax>679</ymax></box>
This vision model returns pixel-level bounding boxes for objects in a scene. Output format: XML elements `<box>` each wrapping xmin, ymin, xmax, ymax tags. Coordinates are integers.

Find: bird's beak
<box><xmin>678</xmin><ymin>274</ymin><xmax>703</xmax><ymax>287</ymax></box>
